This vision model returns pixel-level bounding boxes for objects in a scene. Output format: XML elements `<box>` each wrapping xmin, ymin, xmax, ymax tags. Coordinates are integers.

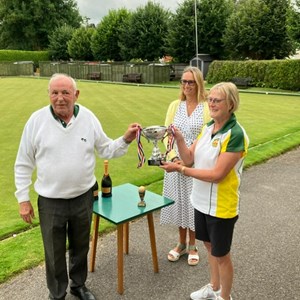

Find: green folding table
<box><xmin>89</xmin><ymin>183</ymin><xmax>174</xmax><ymax>294</ymax></box>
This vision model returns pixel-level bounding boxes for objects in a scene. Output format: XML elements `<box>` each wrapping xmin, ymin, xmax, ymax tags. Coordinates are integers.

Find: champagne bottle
<box><xmin>101</xmin><ymin>160</ymin><xmax>112</xmax><ymax>197</ymax></box>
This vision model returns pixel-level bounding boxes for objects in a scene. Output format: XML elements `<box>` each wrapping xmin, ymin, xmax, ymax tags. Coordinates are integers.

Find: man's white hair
<box><xmin>48</xmin><ymin>73</ymin><xmax>77</xmax><ymax>93</ymax></box>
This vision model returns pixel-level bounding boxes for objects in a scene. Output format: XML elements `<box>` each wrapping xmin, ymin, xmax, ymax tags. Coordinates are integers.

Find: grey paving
<box><xmin>0</xmin><ymin>147</ymin><xmax>299</xmax><ymax>300</ymax></box>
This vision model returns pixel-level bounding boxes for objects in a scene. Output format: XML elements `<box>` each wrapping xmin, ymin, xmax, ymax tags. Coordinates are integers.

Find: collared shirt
<box><xmin>50</xmin><ymin>104</ymin><xmax>79</xmax><ymax>128</ymax></box>
<box><xmin>191</xmin><ymin>114</ymin><xmax>249</xmax><ymax>218</ymax></box>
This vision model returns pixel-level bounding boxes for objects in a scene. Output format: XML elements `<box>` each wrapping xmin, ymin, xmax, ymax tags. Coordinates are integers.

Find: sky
<box><xmin>75</xmin><ymin>0</ymin><xmax>183</xmax><ymax>25</ymax></box>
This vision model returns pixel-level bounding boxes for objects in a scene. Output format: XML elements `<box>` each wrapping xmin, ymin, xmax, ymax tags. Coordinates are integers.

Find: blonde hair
<box><xmin>209</xmin><ymin>82</ymin><xmax>240</xmax><ymax>113</ymax></box>
<box><xmin>179</xmin><ymin>66</ymin><xmax>207</xmax><ymax>102</ymax></box>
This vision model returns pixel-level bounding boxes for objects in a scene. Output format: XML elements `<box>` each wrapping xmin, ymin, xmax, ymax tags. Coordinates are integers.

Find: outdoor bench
<box><xmin>87</xmin><ymin>72</ymin><xmax>101</xmax><ymax>80</ymax></box>
<box><xmin>122</xmin><ymin>73</ymin><xmax>142</xmax><ymax>83</ymax></box>
<box><xmin>231</xmin><ymin>77</ymin><xmax>252</xmax><ymax>89</ymax></box>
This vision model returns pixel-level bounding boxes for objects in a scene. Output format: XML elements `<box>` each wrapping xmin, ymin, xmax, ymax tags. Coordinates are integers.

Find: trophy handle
<box><xmin>162</xmin><ymin>132</ymin><xmax>168</xmax><ymax>141</ymax></box>
<box><xmin>141</xmin><ymin>130</ymin><xmax>150</xmax><ymax>143</ymax></box>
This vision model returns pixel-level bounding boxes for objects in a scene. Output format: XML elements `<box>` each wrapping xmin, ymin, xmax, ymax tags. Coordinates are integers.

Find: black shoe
<box><xmin>48</xmin><ymin>293</ymin><xmax>65</xmax><ymax>300</ymax></box>
<box><xmin>48</xmin><ymin>296</ymin><xmax>65</xmax><ymax>300</ymax></box>
<box><xmin>70</xmin><ymin>286</ymin><xmax>96</xmax><ymax>300</ymax></box>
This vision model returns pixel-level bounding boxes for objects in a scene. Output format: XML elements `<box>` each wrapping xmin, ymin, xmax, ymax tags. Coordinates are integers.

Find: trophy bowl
<box><xmin>141</xmin><ymin>125</ymin><xmax>168</xmax><ymax>166</ymax></box>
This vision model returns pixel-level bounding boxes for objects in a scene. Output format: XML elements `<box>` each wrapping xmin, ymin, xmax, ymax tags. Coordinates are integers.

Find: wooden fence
<box><xmin>38</xmin><ymin>62</ymin><xmax>187</xmax><ymax>84</ymax></box>
<box><xmin>0</xmin><ymin>61</ymin><xmax>34</xmax><ymax>76</ymax></box>
<box><xmin>0</xmin><ymin>61</ymin><xmax>188</xmax><ymax>84</ymax></box>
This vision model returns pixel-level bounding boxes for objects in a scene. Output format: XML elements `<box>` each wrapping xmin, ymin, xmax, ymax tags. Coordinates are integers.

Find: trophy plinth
<box><xmin>142</xmin><ymin>126</ymin><xmax>167</xmax><ymax>166</ymax></box>
<box><xmin>148</xmin><ymin>159</ymin><xmax>162</xmax><ymax>166</ymax></box>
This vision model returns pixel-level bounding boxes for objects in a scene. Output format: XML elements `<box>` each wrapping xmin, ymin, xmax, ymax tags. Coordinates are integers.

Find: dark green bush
<box><xmin>0</xmin><ymin>50</ymin><xmax>50</xmax><ymax>70</ymax></box>
<box><xmin>206</xmin><ymin>59</ymin><xmax>300</xmax><ymax>91</ymax></box>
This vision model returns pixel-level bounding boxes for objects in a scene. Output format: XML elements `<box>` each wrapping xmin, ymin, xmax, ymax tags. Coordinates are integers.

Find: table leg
<box><xmin>89</xmin><ymin>214</ymin><xmax>100</xmax><ymax>272</ymax></box>
<box><xmin>147</xmin><ymin>213</ymin><xmax>159</xmax><ymax>273</ymax></box>
<box><xmin>124</xmin><ymin>222</ymin><xmax>129</xmax><ymax>254</ymax></box>
<box><xmin>117</xmin><ymin>224</ymin><xmax>124</xmax><ymax>294</ymax></box>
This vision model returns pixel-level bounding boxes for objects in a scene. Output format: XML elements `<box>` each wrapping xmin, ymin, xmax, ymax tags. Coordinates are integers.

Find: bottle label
<box><xmin>102</xmin><ymin>187</ymin><xmax>111</xmax><ymax>193</ymax></box>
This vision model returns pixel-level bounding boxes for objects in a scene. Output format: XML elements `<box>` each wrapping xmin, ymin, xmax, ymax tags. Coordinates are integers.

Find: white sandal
<box><xmin>168</xmin><ymin>243</ymin><xmax>187</xmax><ymax>262</ymax></box>
<box><xmin>188</xmin><ymin>245</ymin><xmax>199</xmax><ymax>266</ymax></box>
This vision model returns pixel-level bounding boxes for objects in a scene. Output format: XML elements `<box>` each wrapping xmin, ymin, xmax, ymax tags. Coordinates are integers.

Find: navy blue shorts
<box><xmin>194</xmin><ymin>209</ymin><xmax>238</xmax><ymax>257</ymax></box>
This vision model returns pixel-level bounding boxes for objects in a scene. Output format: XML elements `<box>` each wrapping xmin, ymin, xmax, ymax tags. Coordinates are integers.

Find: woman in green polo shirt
<box><xmin>160</xmin><ymin>82</ymin><xmax>249</xmax><ymax>300</ymax></box>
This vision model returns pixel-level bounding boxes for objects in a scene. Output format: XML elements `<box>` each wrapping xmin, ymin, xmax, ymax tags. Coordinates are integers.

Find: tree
<box><xmin>223</xmin><ymin>0</ymin><xmax>295</xmax><ymax>59</ymax></box>
<box><xmin>196</xmin><ymin>0</ymin><xmax>234</xmax><ymax>59</ymax></box>
<box><xmin>0</xmin><ymin>0</ymin><xmax>82</xmax><ymax>50</ymax></box>
<box><xmin>118</xmin><ymin>1</ymin><xmax>170</xmax><ymax>61</ymax></box>
<box><xmin>166</xmin><ymin>0</ymin><xmax>234</xmax><ymax>63</ymax></box>
<box><xmin>165</xmin><ymin>0</ymin><xmax>196</xmax><ymax>63</ymax></box>
<box><xmin>48</xmin><ymin>25</ymin><xmax>75</xmax><ymax>61</ymax></box>
<box><xmin>287</xmin><ymin>0</ymin><xmax>300</xmax><ymax>49</ymax></box>
<box><xmin>262</xmin><ymin>0</ymin><xmax>295</xmax><ymax>58</ymax></box>
<box><xmin>91</xmin><ymin>9</ymin><xmax>131</xmax><ymax>61</ymax></box>
<box><xmin>68</xmin><ymin>27</ymin><xmax>95</xmax><ymax>61</ymax></box>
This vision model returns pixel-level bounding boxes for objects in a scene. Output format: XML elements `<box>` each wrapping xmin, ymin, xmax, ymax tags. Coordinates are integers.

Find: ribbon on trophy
<box><xmin>165</xmin><ymin>124</ymin><xmax>175</xmax><ymax>158</ymax></box>
<box><xmin>136</xmin><ymin>126</ymin><xmax>146</xmax><ymax>168</ymax></box>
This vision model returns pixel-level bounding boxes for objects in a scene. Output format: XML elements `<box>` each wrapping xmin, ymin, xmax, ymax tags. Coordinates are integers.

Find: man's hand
<box><xmin>123</xmin><ymin>123</ymin><xmax>141</xmax><ymax>144</ymax></box>
<box><xmin>19</xmin><ymin>201</ymin><xmax>35</xmax><ymax>224</ymax></box>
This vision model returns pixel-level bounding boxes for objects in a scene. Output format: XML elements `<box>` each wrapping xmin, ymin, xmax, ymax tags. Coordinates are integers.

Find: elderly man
<box><xmin>15</xmin><ymin>73</ymin><xmax>139</xmax><ymax>300</ymax></box>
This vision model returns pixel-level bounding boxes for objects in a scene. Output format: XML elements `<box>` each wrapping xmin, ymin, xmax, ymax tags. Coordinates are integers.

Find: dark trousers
<box><xmin>38</xmin><ymin>188</ymin><xmax>93</xmax><ymax>299</ymax></box>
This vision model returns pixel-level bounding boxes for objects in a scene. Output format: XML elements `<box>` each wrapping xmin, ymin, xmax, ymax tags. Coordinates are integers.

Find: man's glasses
<box><xmin>180</xmin><ymin>79</ymin><xmax>196</xmax><ymax>86</ymax></box>
<box><xmin>207</xmin><ymin>97</ymin><xmax>226</xmax><ymax>104</ymax></box>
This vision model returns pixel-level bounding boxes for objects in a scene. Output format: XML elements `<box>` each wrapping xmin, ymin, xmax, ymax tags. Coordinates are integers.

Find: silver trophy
<box><xmin>141</xmin><ymin>125</ymin><xmax>168</xmax><ymax>166</ymax></box>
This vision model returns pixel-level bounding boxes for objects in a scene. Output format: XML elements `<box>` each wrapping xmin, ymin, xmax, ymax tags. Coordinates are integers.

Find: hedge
<box><xmin>0</xmin><ymin>50</ymin><xmax>50</xmax><ymax>69</ymax></box>
<box><xmin>206</xmin><ymin>59</ymin><xmax>300</xmax><ymax>91</ymax></box>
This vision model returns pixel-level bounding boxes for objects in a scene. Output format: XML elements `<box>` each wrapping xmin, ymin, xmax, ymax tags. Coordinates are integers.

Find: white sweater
<box><xmin>15</xmin><ymin>104</ymin><xmax>129</xmax><ymax>203</ymax></box>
